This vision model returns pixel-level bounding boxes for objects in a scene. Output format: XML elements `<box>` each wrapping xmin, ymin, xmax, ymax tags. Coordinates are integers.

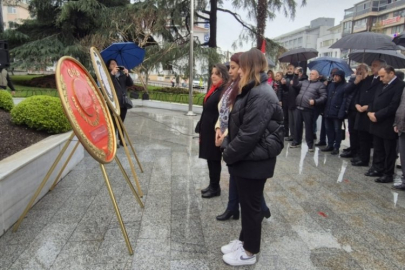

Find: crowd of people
<box><xmin>195</xmin><ymin>49</ymin><xmax>405</xmax><ymax>266</ymax></box>
<box><xmin>269</xmin><ymin>59</ymin><xmax>405</xmax><ymax>190</ymax></box>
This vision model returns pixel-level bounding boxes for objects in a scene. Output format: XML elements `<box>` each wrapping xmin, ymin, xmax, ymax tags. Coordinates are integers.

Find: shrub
<box><xmin>155</xmin><ymin>87</ymin><xmax>200</xmax><ymax>95</ymax></box>
<box><xmin>0</xmin><ymin>91</ymin><xmax>14</xmax><ymax>111</ymax></box>
<box><xmin>11</xmin><ymin>96</ymin><xmax>71</xmax><ymax>134</ymax></box>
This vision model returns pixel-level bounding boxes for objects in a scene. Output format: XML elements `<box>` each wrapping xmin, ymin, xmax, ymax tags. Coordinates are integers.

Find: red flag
<box><xmin>261</xmin><ymin>39</ymin><xmax>266</xmax><ymax>53</ymax></box>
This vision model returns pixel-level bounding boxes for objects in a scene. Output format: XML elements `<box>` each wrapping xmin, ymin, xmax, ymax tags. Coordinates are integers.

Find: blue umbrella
<box><xmin>101</xmin><ymin>42</ymin><xmax>145</xmax><ymax>70</ymax></box>
<box><xmin>308</xmin><ymin>57</ymin><xmax>353</xmax><ymax>77</ymax></box>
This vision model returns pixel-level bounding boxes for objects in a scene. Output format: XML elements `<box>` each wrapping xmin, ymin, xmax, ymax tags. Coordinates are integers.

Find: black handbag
<box><xmin>124</xmin><ymin>95</ymin><xmax>133</xmax><ymax>109</ymax></box>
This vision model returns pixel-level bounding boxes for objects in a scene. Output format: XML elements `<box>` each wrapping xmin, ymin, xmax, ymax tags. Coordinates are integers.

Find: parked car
<box><xmin>192</xmin><ymin>80</ymin><xmax>206</xmax><ymax>89</ymax></box>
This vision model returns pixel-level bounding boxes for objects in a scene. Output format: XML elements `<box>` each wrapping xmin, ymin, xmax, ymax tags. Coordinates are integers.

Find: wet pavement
<box><xmin>1</xmin><ymin>107</ymin><xmax>405</xmax><ymax>269</ymax></box>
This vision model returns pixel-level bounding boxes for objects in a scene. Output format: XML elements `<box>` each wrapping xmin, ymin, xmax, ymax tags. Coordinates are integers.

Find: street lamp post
<box><xmin>186</xmin><ymin>0</ymin><xmax>196</xmax><ymax>116</ymax></box>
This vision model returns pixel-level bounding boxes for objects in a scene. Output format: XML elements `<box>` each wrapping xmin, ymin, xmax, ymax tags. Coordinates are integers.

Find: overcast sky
<box><xmin>216</xmin><ymin>0</ymin><xmax>356</xmax><ymax>52</ymax></box>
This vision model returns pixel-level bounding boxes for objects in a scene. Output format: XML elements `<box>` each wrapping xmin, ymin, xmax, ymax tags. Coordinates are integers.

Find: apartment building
<box><xmin>342</xmin><ymin>0</ymin><xmax>405</xmax><ymax>37</ymax></box>
<box><xmin>273</xmin><ymin>18</ymin><xmax>335</xmax><ymax>50</ymax></box>
<box><xmin>2</xmin><ymin>0</ymin><xmax>31</xmax><ymax>30</ymax></box>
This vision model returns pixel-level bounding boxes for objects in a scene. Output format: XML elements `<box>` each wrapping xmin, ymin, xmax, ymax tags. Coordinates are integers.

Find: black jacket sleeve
<box><xmin>223</xmin><ymin>94</ymin><xmax>273</xmax><ymax>165</ymax></box>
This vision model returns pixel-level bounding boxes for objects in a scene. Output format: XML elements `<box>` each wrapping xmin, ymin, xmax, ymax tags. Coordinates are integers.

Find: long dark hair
<box><xmin>223</xmin><ymin>52</ymin><xmax>243</xmax><ymax>107</ymax></box>
<box><xmin>105</xmin><ymin>59</ymin><xmax>117</xmax><ymax>71</ymax></box>
<box><xmin>212</xmin><ymin>63</ymin><xmax>229</xmax><ymax>88</ymax></box>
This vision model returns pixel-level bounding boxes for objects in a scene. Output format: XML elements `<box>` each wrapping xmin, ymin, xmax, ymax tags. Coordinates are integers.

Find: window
<box><xmin>7</xmin><ymin>6</ymin><xmax>16</xmax><ymax>14</ymax></box>
<box><xmin>393</xmin><ymin>9</ymin><xmax>405</xmax><ymax>17</ymax></box>
<box><xmin>392</xmin><ymin>25</ymin><xmax>404</xmax><ymax>34</ymax></box>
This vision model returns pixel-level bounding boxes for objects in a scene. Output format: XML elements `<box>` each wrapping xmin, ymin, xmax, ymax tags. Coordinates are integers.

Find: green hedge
<box><xmin>0</xmin><ymin>91</ymin><xmax>14</xmax><ymax>111</ymax></box>
<box><xmin>11</xmin><ymin>96</ymin><xmax>71</xmax><ymax>134</ymax></box>
<box><xmin>149</xmin><ymin>92</ymin><xmax>205</xmax><ymax>105</ymax></box>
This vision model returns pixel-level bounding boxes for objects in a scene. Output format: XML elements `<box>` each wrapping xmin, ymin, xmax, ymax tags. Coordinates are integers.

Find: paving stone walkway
<box><xmin>1</xmin><ymin>107</ymin><xmax>405</xmax><ymax>269</ymax></box>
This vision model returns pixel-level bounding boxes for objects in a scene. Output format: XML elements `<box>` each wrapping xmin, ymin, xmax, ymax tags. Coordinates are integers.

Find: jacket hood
<box><xmin>334</xmin><ymin>70</ymin><xmax>345</xmax><ymax>80</ymax></box>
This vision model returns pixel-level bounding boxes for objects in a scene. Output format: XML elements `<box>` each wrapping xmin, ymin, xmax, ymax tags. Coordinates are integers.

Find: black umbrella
<box><xmin>278</xmin><ymin>48</ymin><xmax>318</xmax><ymax>63</ymax></box>
<box><xmin>349</xmin><ymin>50</ymin><xmax>405</xmax><ymax>69</ymax></box>
<box><xmin>393</xmin><ymin>31</ymin><xmax>405</xmax><ymax>46</ymax></box>
<box><xmin>330</xmin><ymin>32</ymin><xmax>398</xmax><ymax>50</ymax></box>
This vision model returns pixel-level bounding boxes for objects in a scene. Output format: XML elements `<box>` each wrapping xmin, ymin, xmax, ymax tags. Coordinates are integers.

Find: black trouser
<box><xmin>372</xmin><ymin>135</ymin><xmax>397</xmax><ymax>176</ymax></box>
<box><xmin>348</xmin><ymin>111</ymin><xmax>359</xmax><ymax>155</ymax></box>
<box><xmin>235</xmin><ymin>176</ymin><xmax>266</xmax><ymax>254</ymax></box>
<box><xmin>282</xmin><ymin>106</ymin><xmax>289</xmax><ymax>137</ymax></box>
<box><xmin>357</xmin><ymin>130</ymin><xmax>373</xmax><ymax>164</ymax></box>
<box><xmin>207</xmin><ymin>159</ymin><xmax>221</xmax><ymax>189</ymax></box>
<box><xmin>325</xmin><ymin>118</ymin><xmax>343</xmax><ymax>150</ymax></box>
<box><xmin>313</xmin><ymin>109</ymin><xmax>326</xmax><ymax>144</ymax></box>
<box><xmin>294</xmin><ymin>108</ymin><xmax>315</xmax><ymax>148</ymax></box>
<box><xmin>398</xmin><ymin>133</ymin><xmax>405</xmax><ymax>182</ymax></box>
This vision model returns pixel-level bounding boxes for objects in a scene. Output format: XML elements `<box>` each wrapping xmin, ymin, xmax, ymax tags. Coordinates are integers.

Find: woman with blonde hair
<box><xmin>221</xmin><ymin>48</ymin><xmax>284</xmax><ymax>266</ymax></box>
<box><xmin>215</xmin><ymin>52</ymin><xmax>270</xmax><ymax>221</ymax></box>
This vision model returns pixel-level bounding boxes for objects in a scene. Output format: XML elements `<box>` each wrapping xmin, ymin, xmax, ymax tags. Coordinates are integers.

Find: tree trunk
<box><xmin>256</xmin><ymin>0</ymin><xmax>268</xmax><ymax>49</ymax></box>
<box><xmin>0</xmin><ymin>0</ymin><xmax>4</xmax><ymax>33</ymax></box>
<box><xmin>208</xmin><ymin>0</ymin><xmax>217</xmax><ymax>48</ymax></box>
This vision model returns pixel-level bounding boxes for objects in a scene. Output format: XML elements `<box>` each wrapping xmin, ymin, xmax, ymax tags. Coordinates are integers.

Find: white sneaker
<box><xmin>222</xmin><ymin>245</ymin><xmax>256</xmax><ymax>266</ymax></box>
<box><xmin>221</xmin><ymin>239</ymin><xmax>242</xmax><ymax>254</ymax></box>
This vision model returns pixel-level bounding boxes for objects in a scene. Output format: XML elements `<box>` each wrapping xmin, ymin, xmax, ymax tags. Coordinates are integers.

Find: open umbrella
<box><xmin>393</xmin><ymin>31</ymin><xmax>405</xmax><ymax>47</ymax></box>
<box><xmin>330</xmin><ymin>32</ymin><xmax>398</xmax><ymax>50</ymax></box>
<box><xmin>308</xmin><ymin>57</ymin><xmax>353</xmax><ymax>77</ymax></box>
<box><xmin>278</xmin><ymin>48</ymin><xmax>318</xmax><ymax>63</ymax></box>
<box><xmin>349</xmin><ymin>50</ymin><xmax>405</xmax><ymax>69</ymax></box>
<box><xmin>101</xmin><ymin>42</ymin><xmax>145</xmax><ymax>70</ymax></box>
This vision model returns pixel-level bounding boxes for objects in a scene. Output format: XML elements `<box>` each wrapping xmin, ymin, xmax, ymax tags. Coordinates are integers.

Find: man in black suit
<box><xmin>367</xmin><ymin>66</ymin><xmax>405</xmax><ymax>183</ymax></box>
<box><xmin>351</xmin><ymin>59</ymin><xmax>386</xmax><ymax>170</ymax></box>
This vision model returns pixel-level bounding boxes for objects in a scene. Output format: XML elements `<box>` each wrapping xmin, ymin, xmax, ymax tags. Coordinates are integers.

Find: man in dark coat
<box><xmin>321</xmin><ymin>70</ymin><xmax>347</xmax><ymax>155</ymax></box>
<box><xmin>290</xmin><ymin>69</ymin><xmax>327</xmax><ymax>151</ymax></box>
<box><xmin>281</xmin><ymin>64</ymin><xmax>294</xmax><ymax>140</ymax></box>
<box><xmin>340</xmin><ymin>64</ymin><xmax>369</xmax><ymax>159</ymax></box>
<box><xmin>393</xmin><ymin>82</ymin><xmax>405</xmax><ymax>190</ymax></box>
<box><xmin>367</xmin><ymin>66</ymin><xmax>405</xmax><ymax>183</ymax></box>
<box><xmin>351</xmin><ymin>59</ymin><xmax>386</xmax><ymax>169</ymax></box>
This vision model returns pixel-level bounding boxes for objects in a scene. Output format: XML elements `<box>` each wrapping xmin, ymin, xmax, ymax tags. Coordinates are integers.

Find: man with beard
<box><xmin>340</xmin><ymin>64</ymin><xmax>369</xmax><ymax>159</ymax></box>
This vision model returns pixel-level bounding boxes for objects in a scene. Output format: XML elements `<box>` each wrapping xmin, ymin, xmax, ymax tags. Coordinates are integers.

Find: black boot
<box><xmin>216</xmin><ymin>210</ymin><xmax>239</xmax><ymax>221</ymax></box>
<box><xmin>201</xmin><ymin>187</ymin><xmax>221</xmax><ymax>198</ymax></box>
<box><xmin>201</xmin><ymin>185</ymin><xmax>211</xmax><ymax>194</ymax></box>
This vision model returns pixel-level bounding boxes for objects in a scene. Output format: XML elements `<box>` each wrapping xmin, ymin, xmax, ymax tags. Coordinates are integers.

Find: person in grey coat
<box><xmin>290</xmin><ymin>69</ymin><xmax>327</xmax><ymax>151</ymax></box>
<box><xmin>393</xmin><ymin>82</ymin><xmax>405</xmax><ymax>191</ymax></box>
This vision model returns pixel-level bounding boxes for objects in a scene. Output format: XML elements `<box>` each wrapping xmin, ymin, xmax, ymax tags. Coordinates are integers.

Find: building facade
<box><xmin>273</xmin><ymin>18</ymin><xmax>335</xmax><ymax>50</ymax></box>
<box><xmin>342</xmin><ymin>0</ymin><xmax>405</xmax><ymax>38</ymax></box>
<box><xmin>2</xmin><ymin>0</ymin><xmax>31</xmax><ymax>30</ymax></box>
<box><xmin>317</xmin><ymin>24</ymin><xmax>343</xmax><ymax>58</ymax></box>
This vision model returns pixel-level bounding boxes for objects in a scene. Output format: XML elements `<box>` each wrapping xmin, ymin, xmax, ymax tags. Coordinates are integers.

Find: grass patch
<box><xmin>149</xmin><ymin>92</ymin><xmax>205</xmax><ymax>105</ymax></box>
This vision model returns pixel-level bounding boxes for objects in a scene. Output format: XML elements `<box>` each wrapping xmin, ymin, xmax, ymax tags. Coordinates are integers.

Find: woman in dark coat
<box><xmin>197</xmin><ymin>63</ymin><xmax>229</xmax><ymax>198</ymax></box>
<box><xmin>221</xmin><ymin>48</ymin><xmax>284</xmax><ymax>266</ymax></box>
<box><xmin>106</xmin><ymin>59</ymin><xmax>134</xmax><ymax>145</ymax></box>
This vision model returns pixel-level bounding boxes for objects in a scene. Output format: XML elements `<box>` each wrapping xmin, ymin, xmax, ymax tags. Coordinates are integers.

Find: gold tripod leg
<box><xmin>99</xmin><ymin>163</ymin><xmax>133</xmax><ymax>255</ymax></box>
<box><xmin>114</xmin><ymin>156</ymin><xmax>144</xmax><ymax>208</ymax></box>
<box><xmin>115</xmin><ymin>116</ymin><xmax>144</xmax><ymax>197</ymax></box>
<box><xmin>49</xmin><ymin>140</ymin><xmax>81</xmax><ymax>191</ymax></box>
<box><xmin>117</xmin><ymin>116</ymin><xmax>144</xmax><ymax>173</ymax></box>
<box><xmin>13</xmin><ymin>132</ymin><xmax>75</xmax><ymax>232</ymax></box>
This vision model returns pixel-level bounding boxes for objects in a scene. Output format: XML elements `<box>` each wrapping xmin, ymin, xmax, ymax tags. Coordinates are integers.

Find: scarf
<box><xmin>219</xmin><ymin>82</ymin><xmax>234</xmax><ymax>133</ymax></box>
<box><xmin>204</xmin><ymin>80</ymin><xmax>222</xmax><ymax>103</ymax></box>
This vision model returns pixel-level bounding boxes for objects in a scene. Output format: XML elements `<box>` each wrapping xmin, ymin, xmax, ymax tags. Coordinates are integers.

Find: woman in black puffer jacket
<box><xmin>221</xmin><ymin>48</ymin><xmax>284</xmax><ymax>267</ymax></box>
